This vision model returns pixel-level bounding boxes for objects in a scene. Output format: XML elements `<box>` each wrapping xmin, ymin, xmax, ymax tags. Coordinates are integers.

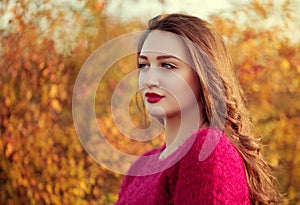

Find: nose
<box><xmin>140</xmin><ymin>66</ymin><xmax>160</xmax><ymax>88</ymax></box>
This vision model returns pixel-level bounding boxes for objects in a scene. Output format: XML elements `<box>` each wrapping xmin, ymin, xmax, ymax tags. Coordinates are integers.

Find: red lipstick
<box><xmin>145</xmin><ymin>92</ymin><xmax>164</xmax><ymax>103</ymax></box>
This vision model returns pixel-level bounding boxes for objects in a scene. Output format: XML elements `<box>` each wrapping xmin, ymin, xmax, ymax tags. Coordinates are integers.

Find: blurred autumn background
<box><xmin>0</xmin><ymin>0</ymin><xmax>299</xmax><ymax>204</ymax></box>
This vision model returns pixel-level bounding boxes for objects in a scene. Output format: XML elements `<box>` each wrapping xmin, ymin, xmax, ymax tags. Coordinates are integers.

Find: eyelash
<box><xmin>137</xmin><ymin>63</ymin><xmax>148</xmax><ymax>69</ymax></box>
<box><xmin>137</xmin><ymin>62</ymin><xmax>176</xmax><ymax>70</ymax></box>
<box><xmin>161</xmin><ymin>62</ymin><xmax>176</xmax><ymax>69</ymax></box>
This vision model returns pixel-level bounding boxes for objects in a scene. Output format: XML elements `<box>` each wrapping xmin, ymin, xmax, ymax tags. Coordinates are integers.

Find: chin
<box><xmin>148</xmin><ymin>107</ymin><xmax>166</xmax><ymax>118</ymax></box>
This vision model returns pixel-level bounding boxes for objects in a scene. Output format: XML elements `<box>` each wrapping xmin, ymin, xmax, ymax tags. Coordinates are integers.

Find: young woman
<box><xmin>116</xmin><ymin>14</ymin><xmax>281</xmax><ymax>204</ymax></box>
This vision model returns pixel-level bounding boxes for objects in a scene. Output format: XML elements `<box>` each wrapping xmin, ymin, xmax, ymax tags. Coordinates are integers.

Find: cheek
<box><xmin>188</xmin><ymin>73</ymin><xmax>201</xmax><ymax>97</ymax></box>
<box><xmin>138</xmin><ymin>73</ymin><xmax>147</xmax><ymax>103</ymax></box>
<box><xmin>166</xmin><ymin>72</ymin><xmax>200</xmax><ymax>98</ymax></box>
<box><xmin>165</xmin><ymin>73</ymin><xmax>200</xmax><ymax>113</ymax></box>
<box><xmin>138</xmin><ymin>72</ymin><xmax>145</xmax><ymax>89</ymax></box>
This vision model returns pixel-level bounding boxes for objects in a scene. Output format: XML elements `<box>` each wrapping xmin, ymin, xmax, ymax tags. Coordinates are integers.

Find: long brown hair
<box><xmin>138</xmin><ymin>14</ymin><xmax>281</xmax><ymax>204</ymax></box>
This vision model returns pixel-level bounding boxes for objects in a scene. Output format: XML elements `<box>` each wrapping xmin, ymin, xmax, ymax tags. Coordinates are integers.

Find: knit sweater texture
<box><xmin>116</xmin><ymin>128</ymin><xmax>250</xmax><ymax>205</ymax></box>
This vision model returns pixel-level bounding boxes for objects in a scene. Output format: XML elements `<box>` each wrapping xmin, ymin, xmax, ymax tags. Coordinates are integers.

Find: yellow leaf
<box><xmin>38</xmin><ymin>114</ymin><xmax>46</xmax><ymax>128</ymax></box>
<box><xmin>251</xmin><ymin>83</ymin><xmax>260</xmax><ymax>92</ymax></box>
<box><xmin>5</xmin><ymin>143</ymin><xmax>14</xmax><ymax>157</ymax></box>
<box><xmin>26</xmin><ymin>90</ymin><xmax>33</xmax><ymax>100</ymax></box>
<box><xmin>51</xmin><ymin>99</ymin><xmax>62</xmax><ymax>113</ymax></box>
<box><xmin>280</xmin><ymin>59</ymin><xmax>290</xmax><ymax>70</ymax></box>
<box><xmin>79</xmin><ymin>181</ymin><xmax>87</xmax><ymax>191</ymax></box>
<box><xmin>5</xmin><ymin>97</ymin><xmax>11</xmax><ymax>106</ymax></box>
<box><xmin>49</xmin><ymin>85</ymin><xmax>58</xmax><ymax>98</ymax></box>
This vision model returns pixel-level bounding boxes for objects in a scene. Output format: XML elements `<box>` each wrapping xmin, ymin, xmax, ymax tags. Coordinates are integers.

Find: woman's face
<box><xmin>138</xmin><ymin>30</ymin><xmax>201</xmax><ymax>119</ymax></box>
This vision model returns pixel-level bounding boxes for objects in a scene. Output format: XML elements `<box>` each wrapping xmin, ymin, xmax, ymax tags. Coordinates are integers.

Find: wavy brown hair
<box><xmin>138</xmin><ymin>14</ymin><xmax>281</xmax><ymax>204</ymax></box>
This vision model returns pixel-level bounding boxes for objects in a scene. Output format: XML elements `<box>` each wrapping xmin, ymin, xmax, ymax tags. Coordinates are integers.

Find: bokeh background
<box><xmin>1</xmin><ymin>0</ymin><xmax>300</xmax><ymax>204</ymax></box>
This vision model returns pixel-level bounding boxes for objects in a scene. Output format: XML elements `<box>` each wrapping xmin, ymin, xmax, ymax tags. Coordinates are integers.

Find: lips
<box><xmin>145</xmin><ymin>92</ymin><xmax>165</xmax><ymax>103</ymax></box>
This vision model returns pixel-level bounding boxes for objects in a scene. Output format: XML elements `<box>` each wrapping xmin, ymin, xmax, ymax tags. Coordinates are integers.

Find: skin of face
<box><xmin>138</xmin><ymin>30</ymin><xmax>202</xmax><ymax>121</ymax></box>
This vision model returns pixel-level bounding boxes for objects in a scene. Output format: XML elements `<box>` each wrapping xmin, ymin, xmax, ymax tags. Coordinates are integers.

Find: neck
<box><xmin>163</xmin><ymin>103</ymin><xmax>206</xmax><ymax>154</ymax></box>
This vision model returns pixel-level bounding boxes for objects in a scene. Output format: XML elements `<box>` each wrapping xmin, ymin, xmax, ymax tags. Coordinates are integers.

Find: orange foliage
<box><xmin>211</xmin><ymin>1</ymin><xmax>300</xmax><ymax>203</ymax></box>
<box><xmin>0</xmin><ymin>0</ymin><xmax>299</xmax><ymax>204</ymax></box>
<box><xmin>0</xmin><ymin>1</ymin><xmax>122</xmax><ymax>204</ymax></box>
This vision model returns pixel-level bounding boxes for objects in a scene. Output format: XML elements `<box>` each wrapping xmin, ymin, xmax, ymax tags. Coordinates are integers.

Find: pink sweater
<box><xmin>116</xmin><ymin>128</ymin><xmax>250</xmax><ymax>204</ymax></box>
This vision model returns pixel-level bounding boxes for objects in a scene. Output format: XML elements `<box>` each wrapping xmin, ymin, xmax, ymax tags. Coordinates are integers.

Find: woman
<box><xmin>116</xmin><ymin>14</ymin><xmax>281</xmax><ymax>204</ymax></box>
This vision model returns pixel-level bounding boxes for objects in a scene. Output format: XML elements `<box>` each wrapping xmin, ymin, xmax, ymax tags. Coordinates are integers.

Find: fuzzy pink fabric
<box><xmin>116</xmin><ymin>128</ymin><xmax>250</xmax><ymax>205</ymax></box>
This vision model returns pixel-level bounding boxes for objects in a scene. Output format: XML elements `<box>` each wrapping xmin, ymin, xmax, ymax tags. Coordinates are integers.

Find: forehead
<box><xmin>140</xmin><ymin>30</ymin><xmax>191</xmax><ymax>64</ymax></box>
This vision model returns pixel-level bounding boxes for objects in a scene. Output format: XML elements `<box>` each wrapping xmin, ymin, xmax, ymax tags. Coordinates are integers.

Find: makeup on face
<box><xmin>138</xmin><ymin>30</ymin><xmax>201</xmax><ymax>119</ymax></box>
<box><xmin>145</xmin><ymin>92</ymin><xmax>165</xmax><ymax>103</ymax></box>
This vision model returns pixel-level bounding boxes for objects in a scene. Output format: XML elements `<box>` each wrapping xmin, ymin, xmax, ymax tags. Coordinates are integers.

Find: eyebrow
<box><xmin>138</xmin><ymin>55</ymin><xmax>182</xmax><ymax>61</ymax></box>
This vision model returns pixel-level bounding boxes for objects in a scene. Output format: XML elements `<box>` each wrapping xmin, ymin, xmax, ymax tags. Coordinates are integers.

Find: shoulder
<box><xmin>173</xmin><ymin>128</ymin><xmax>250</xmax><ymax>204</ymax></box>
<box><xmin>142</xmin><ymin>145</ymin><xmax>165</xmax><ymax>156</ymax></box>
<box><xmin>185</xmin><ymin>128</ymin><xmax>242</xmax><ymax>164</ymax></box>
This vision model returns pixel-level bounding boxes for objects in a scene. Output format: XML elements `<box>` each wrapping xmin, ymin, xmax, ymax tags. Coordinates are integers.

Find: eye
<box><xmin>161</xmin><ymin>62</ymin><xmax>176</xmax><ymax>69</ymax></box>
<box><xmin>137</xmin><ymin>63</ymin><xmax>149</xmax><ymax>69</ymax></box>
